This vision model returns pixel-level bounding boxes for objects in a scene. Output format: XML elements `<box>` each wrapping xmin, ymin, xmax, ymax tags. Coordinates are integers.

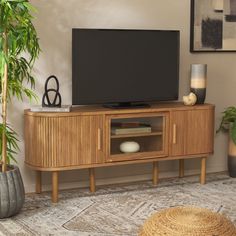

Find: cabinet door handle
<box><xmin>173</xmin><ymin>124</ymin><xmax>177</xmax><ymax>144</ymax></box>
<box><xmin>97</xmin><ymin>128</ymin><xmax>101</xmax><ymax>150</ymax></box>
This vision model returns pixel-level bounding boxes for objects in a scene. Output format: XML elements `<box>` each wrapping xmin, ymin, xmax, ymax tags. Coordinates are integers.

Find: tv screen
<box><xmin>72</xmin><ymin>29</ymin><xmax>180</xmax><ymax>106</ymax></box>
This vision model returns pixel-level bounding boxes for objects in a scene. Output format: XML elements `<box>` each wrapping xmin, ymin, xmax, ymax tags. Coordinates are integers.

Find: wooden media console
<box><xmin>24</xmin><ymin>102</ymin><xmax>215</xmax><ymax>202</ymax></box>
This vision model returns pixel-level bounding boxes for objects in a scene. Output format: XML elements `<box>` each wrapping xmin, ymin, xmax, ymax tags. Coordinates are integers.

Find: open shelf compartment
<box><xmin>109</xmin><ymin>114</ymin><xmax>167</xmax><ymax>159</ymax></box>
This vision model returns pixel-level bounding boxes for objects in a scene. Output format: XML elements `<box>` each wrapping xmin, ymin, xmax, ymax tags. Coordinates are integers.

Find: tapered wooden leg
<box><xmin>35</xmin><ymin>171</ymin><xmax>42</xmax><ymax>194</ymax></box>
<box><xmin>153</xmin><ymin>162</ymin><xmax>159</xmax><ymax>186</ymax></box>
<box><xmin>52</xmin><ymin>171</ymin><xmax>59</xmax><ymax>203</ymax></box>
<box><xmin>179</xmin><ymin>159</ymin><xmax>184</xmax><ymax>178</ymax></box>
<box><xmin>89</xmin><ymin>168</ymin><xmax>96</xmax><ymax>193</ymax></box>
<box><xmin>200</xmin><ymin>157</ymin><xmax>206</xmax><ymax>185</ymax></box>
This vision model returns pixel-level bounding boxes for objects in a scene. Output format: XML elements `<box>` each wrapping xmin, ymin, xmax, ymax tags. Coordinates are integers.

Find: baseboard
<box><xmin>25</xmin><ymin>166</ymin><xmax>226</xmax><ymax>194</ymax></box>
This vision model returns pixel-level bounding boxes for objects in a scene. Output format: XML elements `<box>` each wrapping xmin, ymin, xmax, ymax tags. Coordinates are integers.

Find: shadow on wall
<box><xmin>31</xmin><ymin>0</ymin><xmax>148</xmax><ymax>106</ymax></box>
<box><xmin>31</xmin><ymin>0</ymin><xmax>186</xmax><ymax>107</ymax></box>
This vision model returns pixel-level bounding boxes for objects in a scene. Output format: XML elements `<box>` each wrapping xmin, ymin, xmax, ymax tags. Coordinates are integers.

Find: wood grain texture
<box><xmin>35</xmin><ymin>171</ymin><xmax>42</xmax><ymax>194</ymax></box>
<box><xmin>25</xmin><ymin>153</ymin><xmax>209</xmax><ymax>171</ymax></box>
<box><xmin>24</xmin><ymin>103</ymin><xmax>214</xmax><ymax>117</ymax></box>
<box><xmin>89</xmin><ymin>168</ymin><xmax>96</xmax><ymax>193</ymax></box>
<box><xmin>170</xmin><ymin>107</ymin><xmax>215</xmax><ymax>157</ymax></box>
<box><xmin>24</xmin><ymin>102</ymin><xmax>214</xmax><ymax>202</ymax></box>
<box><xmin>170</xmin><ymin>111</ymin><xmax>186</xmax><ymax>156</ymax></box>
<box><xmin>179</xmin><ymin>159</ymin><xmax>184</xmax><ymax>178</ymax></box>
<box><xmin>24</xmin><ymin>103</ymin><xmax>214</xmax><ymax>171</ymax></box>
<box><xmin>111</xmin><ymin>131</ymin><xmax>163</xmax><ymax>139</ymax></box>
<box><xmin>153</xmin><ymin>162</ymin><xmax>159</xmax><ymax>185</ymax></box>
<box><xmin>185</xmin><ymin>109</ymin><xmax>214</xmax><ymax>155</ymax></box>
<box><xmin>172</xmin><ymin>124</ymin><xmax>177</xmax><ymax>144</ymax></box>
<box><xmin>25</xmin><ymin>115</ymin><xmax>104</xmax><ymax>168</ymax></box>
<box><xmin>200</xmin><ymin>157</ymin><xmax>207</xmax><ymax>185</ymax></box>
<box><xmin>52</xmin><ymin>171</ymin><xmax>58</xmax><ymax>203</ymax></box>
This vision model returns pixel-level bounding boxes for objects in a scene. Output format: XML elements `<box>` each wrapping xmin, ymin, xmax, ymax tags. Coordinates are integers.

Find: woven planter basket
<box><xmin>139</xmin><ymin>206</ymin><xmax>236</xmax><ymax>236</ymax></box>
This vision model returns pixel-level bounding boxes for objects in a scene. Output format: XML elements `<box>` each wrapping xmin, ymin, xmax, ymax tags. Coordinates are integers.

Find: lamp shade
<box><xmin>190</xmin><ymin>64</ymin><xmax>207</xmax><ymax>104</ymax></box>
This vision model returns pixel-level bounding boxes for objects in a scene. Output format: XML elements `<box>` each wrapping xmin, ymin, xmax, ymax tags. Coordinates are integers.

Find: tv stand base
<box><xmin>103</xmin><ymin>102</ymin><xmax>150</xmax><ymax>109</ymax></box>
<box><xmin>34</xmin><ymin>157</ymin><xmax>207</xmax><ymax>203</ymax></box>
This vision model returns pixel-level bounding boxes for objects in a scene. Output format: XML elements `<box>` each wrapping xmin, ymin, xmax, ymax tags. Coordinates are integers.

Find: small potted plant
<box><xmin>0</xmin><ymin>0</ymin><xmax>40</xmax><ymax>218</ymax></box>
<box><xmin>217</xmin><ymin>106</ymin><xmax>236</xmax><ymax>177</ymax></box>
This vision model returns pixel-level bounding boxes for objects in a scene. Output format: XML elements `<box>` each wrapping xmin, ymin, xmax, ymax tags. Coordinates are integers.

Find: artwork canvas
<box><xmin>190</xmin><ymin>0</ymin><xmax>236</xmax><ymax>52</ymax></box>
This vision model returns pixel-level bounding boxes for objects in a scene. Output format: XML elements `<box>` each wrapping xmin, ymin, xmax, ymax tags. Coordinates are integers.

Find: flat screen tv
<box><xmin>72</xmin><ymin>28</ymin><xmax>180</xmax><ymax>108</ymax></box>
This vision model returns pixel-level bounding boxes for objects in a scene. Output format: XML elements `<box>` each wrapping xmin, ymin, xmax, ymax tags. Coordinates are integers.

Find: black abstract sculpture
<box><xmin>42</xmin><ymin>75</ymin><xmax>62</xmax><ymax>107</ymax></box>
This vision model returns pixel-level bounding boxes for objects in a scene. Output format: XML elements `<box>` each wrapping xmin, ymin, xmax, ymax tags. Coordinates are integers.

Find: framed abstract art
<box><xmin>190</xmin><ymin>0</ymin><xmax>236</xmax><ymax>52</ymax></box>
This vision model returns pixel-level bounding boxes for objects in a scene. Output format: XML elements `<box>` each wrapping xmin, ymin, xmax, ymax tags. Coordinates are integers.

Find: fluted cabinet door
<box><xmin>170</xmin><ymin>108</ymin><xmax>214</xmax><ymax>156</ymax></box>
<box><xmin>24</xmin><ymin>114</ymin><xmax>104</xmax><ymax>168</ymax></box>
<box><xmin>78</xmin><ymin>115</ymin><xmax>104</xmax><ymax>165</ymax></box>
<box><xmin>185</xmin><ymin>109</ymin><xmax>214</xmax><ymax>155</ymax></box>
<box><xmin>170</xmin><ymin>111</ymin><xmax>186</xmax><ymax>156</ymax></box>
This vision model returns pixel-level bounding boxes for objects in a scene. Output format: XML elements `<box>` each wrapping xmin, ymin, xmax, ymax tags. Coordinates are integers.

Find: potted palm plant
<box><xmin>0</xmin><ymin>0</ymin><xmax>40</xmax><ymax>218</ymax></box>
<box><xmin>218</xmin><ymin>106</ymin><xmax>236</xmax><ymax>177</ymax></box>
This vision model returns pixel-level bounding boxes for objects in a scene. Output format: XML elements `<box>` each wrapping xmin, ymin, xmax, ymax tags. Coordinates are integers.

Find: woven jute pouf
<box><xmin>139</xmin><ymin>206</ymin><xmax>236</xmax><ymax>236</ymax></box>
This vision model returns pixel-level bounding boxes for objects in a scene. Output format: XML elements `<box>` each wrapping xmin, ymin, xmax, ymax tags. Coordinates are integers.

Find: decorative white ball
<box><xmin>183</xmin><ymin>92</ymin><xmax>197</xmax><ymax>106</ymax></box>
<box><xmin>120</xmin><ymin>141</ymin><xmax>140</xmax><ymax>153</ymax></box>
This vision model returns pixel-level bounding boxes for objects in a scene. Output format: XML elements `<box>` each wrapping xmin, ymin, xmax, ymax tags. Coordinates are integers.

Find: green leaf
<box><xmin>0</xmin><ymin>0</ymin><xmax>40</xmax><ymax>164</ymax></box>
<box><xmin>231</xmin><ymin>121</ymin><xmax>236</xmax><ymax>145</ymax></box>
<box><xmin>217</xmin><ymin>106</ymin><xmax>236</xmax><ymax>133</ymax></box>
<box><xmin>0</xmin><ymin>124</ymin><xmax>19</xmax><ymax>164</ymax></box>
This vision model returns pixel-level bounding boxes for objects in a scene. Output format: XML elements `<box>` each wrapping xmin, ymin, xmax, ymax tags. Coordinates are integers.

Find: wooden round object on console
<box><xmin>139</xmin><ymin>206</ymin><xmax>236</xmax><ymax>236</ymax></box>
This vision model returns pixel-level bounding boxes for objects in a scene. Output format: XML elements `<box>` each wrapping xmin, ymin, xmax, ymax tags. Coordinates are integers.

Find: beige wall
<box><xmin>9</xmin><ymin>0</ymin><xmax>236</xmax><ymax>192</ymax></box>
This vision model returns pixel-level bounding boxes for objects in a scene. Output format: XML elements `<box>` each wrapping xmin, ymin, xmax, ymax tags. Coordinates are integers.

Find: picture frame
<box><xmin>190</xmin><ymin>0</ymin><xmax>236</xmax><ymax>52</ymax></box>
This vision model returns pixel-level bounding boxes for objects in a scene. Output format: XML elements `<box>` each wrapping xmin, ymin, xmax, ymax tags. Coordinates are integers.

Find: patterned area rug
<box><xmin>0</xmin><ymin>173</ymin><xmax>236</xmax><ymax>236</ymax></box>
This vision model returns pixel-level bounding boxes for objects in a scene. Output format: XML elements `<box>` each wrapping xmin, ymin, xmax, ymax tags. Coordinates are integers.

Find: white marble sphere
<box><xmin>120</xmin><ymin>141</ymin><xmax>140</xmax><ymax>153</ymax></box>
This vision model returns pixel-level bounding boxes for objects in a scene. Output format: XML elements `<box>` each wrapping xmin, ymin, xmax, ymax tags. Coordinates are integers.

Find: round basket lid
<box><xmin>140</xmin><ymin>206</ymin><xmax>236</xmax><ymax>236</ymax></box>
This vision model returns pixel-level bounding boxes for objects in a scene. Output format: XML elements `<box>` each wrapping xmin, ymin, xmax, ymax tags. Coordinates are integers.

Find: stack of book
<box><xmin>111</xmin><ymin>122</ymin><xmax>152</xmax><ymax>135</ymax></box>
